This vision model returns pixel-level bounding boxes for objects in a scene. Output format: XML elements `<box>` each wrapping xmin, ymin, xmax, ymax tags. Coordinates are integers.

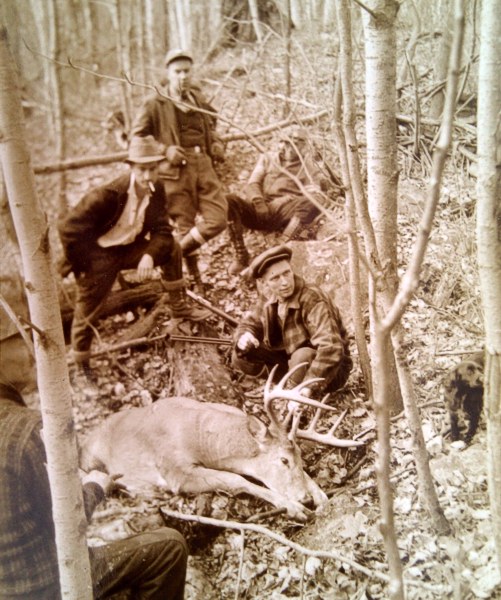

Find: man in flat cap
<box><xmin>58</xmin><ymin>135</ymin><xmax>209</xmax><ymax>390</ymax></box>
<box><xmin>232</xmin><ymin>245</ymin><xmax>352</xmax><ymax>397</ymax></box>
<box><xmin>227</xmin><ymin>127</ymin><xmax>335</xmax><ymax>274</ymax></box>
<box><xmin>131</xmin><ymin>49</ymin><xmax>227</xmax><ymax>291</ymax></box>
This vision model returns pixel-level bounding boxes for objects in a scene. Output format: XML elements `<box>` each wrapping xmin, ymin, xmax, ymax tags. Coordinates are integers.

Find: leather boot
<box><xmin>162</xmin><ymin>278</ymin><xmax>211</xmax><ymax>321</ymax></box>
<box><xmin>228</xmin><ymin>220</ymin><xmax>250</xmax><ymax>275</ymax></box>
<box><xmin>184</xmin><ymin>253</ymin><xmax>206</xmax><ymax>295</ymax></box>
<box><xmin>281</xmin><ymin>215</ymin><xmax>303</xmax><ymax>242</ymax></box>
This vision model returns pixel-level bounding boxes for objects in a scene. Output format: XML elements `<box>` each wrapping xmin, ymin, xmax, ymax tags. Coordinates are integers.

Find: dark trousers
<box><xmin>227</xmin><ymin>193</ymin><xmax>320</xmax><ymax>232</ymax></box>
<box><xmin>91</xmin><ymin>528</ymin><xmax>187</xmax><ymax>600</ymax></box>
<box><xmin>163</xmin><ymin>152</ymin><xmax>227</xmax><ymax>241</ymax></box>
<box><xmin>72</xmin><ymin>240</ymin><xmax>183</xmax><ymax>363</ymax></box>
<box><xmin>2</xmin><ymin>528</ymin><xmax>188</xmax><ymax>600</ymax></box>
<box><xmin>232</xmin><ymin>345</ymin><xmax>352</xmax><ymax>394</ymax></box>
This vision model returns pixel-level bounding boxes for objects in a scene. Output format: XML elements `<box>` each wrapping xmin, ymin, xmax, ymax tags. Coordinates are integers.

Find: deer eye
<box><xmin>281</xmin><ymin>457</ymin><xmax>290</xmax><ymax>466</ymax></box>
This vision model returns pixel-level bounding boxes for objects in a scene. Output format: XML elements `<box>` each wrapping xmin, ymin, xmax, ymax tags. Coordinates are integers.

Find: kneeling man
<box><xmin>232</xmin><ymin>245</ymin><xmax>352</xmax><ymax>396</ymax></box>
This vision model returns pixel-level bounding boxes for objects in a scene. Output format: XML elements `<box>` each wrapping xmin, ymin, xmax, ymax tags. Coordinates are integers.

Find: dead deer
<box><xmin>80</xmin><ymin>370</ymin><xmax>332</xmax><ymax>521</ymax></box>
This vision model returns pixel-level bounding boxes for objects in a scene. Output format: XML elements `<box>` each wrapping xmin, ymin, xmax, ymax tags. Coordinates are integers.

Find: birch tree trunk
<box><xmin>476</xmin><ymin>0</ymin><xmax>501</xmax><ymax>574</ymax></box>
<box><xmin>430</xmin><ymin>0</ymin><xmax>453</xmax><ymax>118</ymax></box>
<box><xmin>111</xmin><ymin>0</ymin><xmax>132</xmax><ymax>129</ymax></box>
<box><xmin>144</xmin><ymin>0</ymin><xmax>156</xmax><ymax>70</ymax></box>
<box><xmin>47</xmin><ymin>0</ymin><xmax>67</xmax><ymax>216</ymax></box>
<box><xmin>0</xmin><ymin>27</ymin><xmax>93</xmax><ymax>599</ymax></box>
<box><xmin>248</xmin><ymin>0</ymin><xmax>263</xmax><ymax>42</ymax></box>
<box><xmin>362</xmin><ymin>0</ymin><xmax>402</xmax><ymax>414</ymax></box>
<box><xmin>332</xmin><ymin>72</ymin><xmax>372</xmax><ymax>396</ymax></box>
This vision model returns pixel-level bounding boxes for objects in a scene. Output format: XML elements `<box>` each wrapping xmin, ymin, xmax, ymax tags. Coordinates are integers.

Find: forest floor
<box><xmin>26</xmin><ymin>32</ymin><xmax>500</xmax><ymax>600</ymax></box>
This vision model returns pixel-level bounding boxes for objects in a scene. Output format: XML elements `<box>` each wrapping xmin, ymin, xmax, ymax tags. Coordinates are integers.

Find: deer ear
<box><xmin>247</xmin><ymin>416</ymin><xmax>271</xmax><ymax>442</ymax></box>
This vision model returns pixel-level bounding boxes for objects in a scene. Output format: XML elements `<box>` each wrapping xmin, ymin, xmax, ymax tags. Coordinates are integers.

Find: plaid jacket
<box><xmin>236</xmin><ymin>275</ymin><xmax>350</xmax><ymax>384</ymax></box>
<box><xmin>0</xmin><ymin>387</ymin><xmax>104</xmax><ymax>596</ymax></box>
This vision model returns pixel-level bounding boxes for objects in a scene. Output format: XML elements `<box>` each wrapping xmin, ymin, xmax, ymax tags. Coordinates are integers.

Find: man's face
<box><xmin>131</xmin><ymin>161</ymin><xmax>160</xmax><ymax>192</ymax></box>
<box><xmin>0</xmin><ymin>335</ymin><xmax>37</xmax><ymax>392</ymax></box>
<box><xmin>166</xmin><ymin>58</ymin><xmax>192</xmax><ymax>97</ymax></box>
<box><xmin>262</xmin><ymin>260</ymin><xmax>295</xmax><ymax>301</ymax></box>
<box><xmin>280</xmin><ymin>139</ymin><xmax>305</xmax><ymax>162</ymax></box>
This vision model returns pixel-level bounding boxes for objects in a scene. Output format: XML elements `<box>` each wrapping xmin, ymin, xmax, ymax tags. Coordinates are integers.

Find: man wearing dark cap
<box><xmin>58</xmin><ymin>135</ymin><xmax>209</xmax><ymax>390</ymax></box>
<box><xmin>0</xmin><ymin>283</ymin><xmax>187</xmax><ymax>600</ymax></box>
<box><xmin>227</xmin><ymin>128</ymin><xmax>334</xmax><ymax>274</ymax></box>
<box><xmin>131</xmin><ymin>49</ymin><xmax>227</xmax><ymax>290</ymax></box>
<box><xmin>232</xmin><ymin>245</ymin><xmax>352</xmax><ymax>396</ymax></box>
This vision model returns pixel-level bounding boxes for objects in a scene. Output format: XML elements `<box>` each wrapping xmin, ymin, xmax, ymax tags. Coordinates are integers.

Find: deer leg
<box><xmin>168</xmin><ymin>466</ymin><xmax>310</xmax><ymax>521</ymax></box>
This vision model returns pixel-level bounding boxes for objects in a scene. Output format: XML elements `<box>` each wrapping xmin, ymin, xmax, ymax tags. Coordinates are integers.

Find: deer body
<box><xmin>81</xmin><ymin>396</ymin><xmax>327</xmax><ymax>520</ymax></box>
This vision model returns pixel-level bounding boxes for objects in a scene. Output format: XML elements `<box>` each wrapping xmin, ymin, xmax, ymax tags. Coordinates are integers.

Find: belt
<box><xmin>183</xmin><ymin>145</ymin><xmax>206</xmax><ymax>154</ymax></box>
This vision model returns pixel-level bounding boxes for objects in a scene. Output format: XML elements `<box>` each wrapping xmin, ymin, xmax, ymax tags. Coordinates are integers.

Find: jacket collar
<box><xmin>0</xmin><ymin>380</ymin><xmax>26</xmax><ymax>407</ymax></box>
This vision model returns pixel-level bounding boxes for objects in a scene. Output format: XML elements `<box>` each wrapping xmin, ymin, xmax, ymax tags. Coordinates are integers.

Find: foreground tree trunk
<box><xmin>476</xmin><ymin>0</ymin><xmax>501</xmax><ymax>575</ymax></box>
<box><xmin>362</xmin><ymin>0</ymin><xmax>402</xmax><ymax>415</ymax></box>
<box><xmin>0</xmin><ymin>27</ymin><xmax>93</xmax><ymax>599</ymax></box>
<box><xmin>336</xmin><ymin>4</ymin><xmax>403</xmax><ymax>597</ymax></box>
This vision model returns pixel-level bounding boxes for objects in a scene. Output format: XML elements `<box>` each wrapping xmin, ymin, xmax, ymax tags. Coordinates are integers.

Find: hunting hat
<box><xmin>126</xmin><ymin>136</ymin><xmax>166</xmax><ymax>164</ymax></box>
<box><xmin>164</xmin><ymin>48</ymin><xmax>193</xmax><ymax>67</ymax></box>
<box><xmin>249</xmin><ymin>245</ymin><xmax>293</xmax><ymax>279</ymax></box>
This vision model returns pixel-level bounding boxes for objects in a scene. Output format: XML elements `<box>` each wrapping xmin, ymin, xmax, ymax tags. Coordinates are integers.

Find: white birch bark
<box><xmin>0</xmin><ymin>27</ymin><xmax>93</xmax><ymax>599</ymax></box>
<box><xmin>476</xmin><ymin>0</ymin><xmax>501</xmax><ymax>575</ymax></box>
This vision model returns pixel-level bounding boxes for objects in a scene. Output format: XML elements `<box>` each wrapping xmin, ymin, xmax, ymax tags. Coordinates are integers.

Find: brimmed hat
<box><xmin>249</xmin><ymin>245</ymin><xmax>293</xmax><ymax>279</ymax></box>
<box><xmin>126</xmin><ymin>136</ymin><xmax>166</xmax><ymax>164</ymax></box>
<box><xmin>164</xmin><ymin>49</ymin><xmax>193</xmax><ymax>68</ymax></box>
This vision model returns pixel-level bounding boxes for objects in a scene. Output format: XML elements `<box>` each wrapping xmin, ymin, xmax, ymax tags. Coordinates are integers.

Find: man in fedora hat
<box><xmin>131</xmin><ymin>49</ymin><xmax>227</xmax><ymax>291</ymax></box>
<box><xmin>0</xmin><ymin>280</ymin><xmax>188</xmax><ymax>599</ymax></box>
<box><xmin>58</xmin><ymin>135</ymin><xmax>210</xmax><ymax>389</ymax></box>
<box><xmin>226</xmin><ymin>127</ymin><xmax>337</xmax><ymax>274</ymax></box>
<box><xmin>232</xmin><ymin>245</ymin><xmax>352</xmax><ymax>397</ymax></box>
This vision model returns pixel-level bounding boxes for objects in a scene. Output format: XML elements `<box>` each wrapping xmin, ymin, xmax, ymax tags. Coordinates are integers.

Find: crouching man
<box><xmin>232</xmin><ymin>245</ymin><xmax>352</xmax><ymax>397</ymax></box>
<box><xmin>0</xmin><ymin>294</ymin><xmax>187</xmax><ymax>599</ymax></box>
<box><xmin>58</xmin><ymin>135</ymin><xmax>209</xmax><ymax>387</ymax></box>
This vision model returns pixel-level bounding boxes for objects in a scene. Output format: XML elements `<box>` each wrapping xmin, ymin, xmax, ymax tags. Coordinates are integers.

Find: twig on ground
<box><xmin>161</xmin><ymin>508</ymin><xmax>388</xmax><ymax>583</ymax></box>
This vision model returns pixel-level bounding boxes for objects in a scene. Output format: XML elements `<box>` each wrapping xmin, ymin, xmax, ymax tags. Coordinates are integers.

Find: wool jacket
<box><xmin>131</xmin><ymin>87</ymin><xmax>220</xmax><ymax>160</ymax></box>
<box><xmin>0</xmin><ymin>386</ymin><xmax>103</xmax><ymax>596</ymax></box>
<box><xmin>246</xmin><ymin>151</ymin><xmax>328</xmax><ymax>203</ymax></box>
<box><xmin>58</xmin><ymin>174</ymin><xmax>174</xmax><ymax>275</ymax></box>
<box><xmin>236</xmin><ymin>275</ymin><xmax>350</xmax><ymax>385</ymax></box>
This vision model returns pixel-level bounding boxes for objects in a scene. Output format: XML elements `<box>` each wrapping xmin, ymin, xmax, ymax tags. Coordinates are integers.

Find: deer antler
<box><xmin>263</xmin><ymin>364</ymin><xmax>339</xmax><ymax>414</ymax></box>
<box><xmin>263</xmin><ymin>364</ymin><xmax>367</xmax><ymax>448</ymax></box>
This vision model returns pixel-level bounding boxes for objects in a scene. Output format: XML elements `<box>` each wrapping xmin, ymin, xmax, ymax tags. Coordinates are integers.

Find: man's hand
<box><xmin>251</xmin><ymin>196</ymin><xmax>269</xmax><ymax>219</ymax></box>
<box><xmin>237</xmin><ymin>331</ymin><xmax>260</xmax><ymax>353</ymax></box>
<box><xmin>166</xmin><ymin>145</ymin><xmax>187</xmax><ymax>166</ymax></box>
<box><xmin>211</xmin><ymin>141</ymin><xmax>225</xmax><ymax>162</ymax></box>
<box><xmin>82</xmin><ymin>470</ymin><xmax>127</xmax><ymax>496</ymax></box>
<box><xmin>136</xmin><ymin>254</ymin><xmax>155</xmax><ymax>282</ymax></box>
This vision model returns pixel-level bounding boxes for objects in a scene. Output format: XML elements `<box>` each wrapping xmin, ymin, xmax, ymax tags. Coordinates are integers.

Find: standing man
<box><xmin>0</xmin><ymin>294</ymin><xmax>188</xmax><ymax>600</ymax></box>
<box><xmin>58</xmin><ymin>135</ymin><xmax>209</xmax><ymax>388</ymax></box>
<box><xmin>232</xmin><ymin>245</ymin><xmax>352</xmax><ymax>397</ymax></box>
<box><xmin>131</xmin><ymin>49</ymin><xmax>228</xmax><ymax>290</ymax></box>
<box><xmin>226</xmin><ymin>128</ymin><xmax>333</xmax><ymax>274</ymax></box>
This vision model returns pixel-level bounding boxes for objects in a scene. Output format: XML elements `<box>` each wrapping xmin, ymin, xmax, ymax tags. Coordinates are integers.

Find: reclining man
<box><xmin>226</xmin><ymin>127</ymin><xmax>334</xmax><ymax>274</ymax></box>
<box><xmin>131</xmin><ymin>49</ymin><xmax>228</xmax><ymax>291</ymax></box>
<box><xmin>0</xmin><ymin>281</ymin><xmax>187</xmax><ymax>600</ymax></box>
<box><xmin>232</xmin><ymin>245</ymin><xmax>352</xmax><ymax>397</ymax></box>
<box><xmin>58</xmin><ymin>135</ymin><xmax>209</xmax><ymax>389</ymax></box>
